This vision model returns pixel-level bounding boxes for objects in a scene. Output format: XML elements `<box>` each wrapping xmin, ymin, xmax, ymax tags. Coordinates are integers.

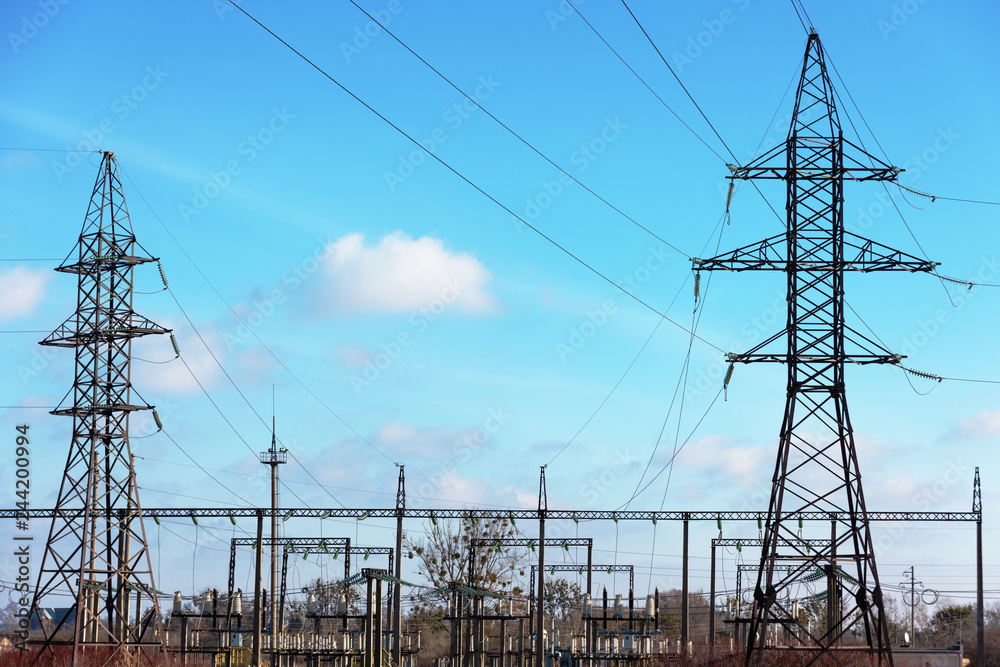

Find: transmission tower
<box><xmin>694</xmin><ymin>33</ymin><xmax>937</xmax><ymax>665</ymax></box>
<box><xmin>29</xmin><ymin>152</ymin><xmax>169</xmax><ymax>664</ymax></box>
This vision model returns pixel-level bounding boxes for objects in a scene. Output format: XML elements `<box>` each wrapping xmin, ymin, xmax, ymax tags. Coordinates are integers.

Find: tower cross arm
<box><xmin>692</xmin><ymin>232</ymin><xmax>938</xmax><ymax>273</ymax></box>
<box><xmin>727</xmin><ymin>137</ymin><xmax>902</xmax><ymax>182</ymax></box>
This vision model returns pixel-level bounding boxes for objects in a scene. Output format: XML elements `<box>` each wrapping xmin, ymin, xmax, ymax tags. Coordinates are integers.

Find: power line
<box><xmin>118</xmin><ymin>165</ymin><xmax>396</xmax><ymax>465</ymax></box>
<box><xmin>618</xmin><ymin>0</ymin><xmax>739</xmax><ymax>163</ymax></box>
<box><xmin>611</xmin><ymin>0</ymin><xmax>788</xmax><ymax>229</ymax></box>
<box><xmin>159</xmin><ymin>426</ymin><xmax>254</xmax><ymax>508</ymax></box>
<box><xmin>224</xmin><ymin>0</ymin><xmax>726</xmax><ymax>355</ymax></box>
<box><xmin>563</xmin><ymin>0</ymin><xmax>726</xmax><ymax>163</ymax></box>
<box><xmin>618</xmin><ymin>385</ymin><xmax>725</xmax><ymax>509</ymax></box>
<box><xmin>545</xmin><ymin>320</ymin><xmax>662</xmax><ymax>468</ymax></box>
<box><xmin>347</xmin><ymin>0</ymin><xmax>689</xmax><ymax>259</ymax></box>
<box><xmin>0</xmin><ymin>147</ymin><xmax>96</xmax><ymax>153</ymax></box>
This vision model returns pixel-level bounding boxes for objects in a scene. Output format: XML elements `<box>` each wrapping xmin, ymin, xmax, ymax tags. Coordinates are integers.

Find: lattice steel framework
<box><xmin>693</xmin><ymin>33</ymin><xmax>937</xmax><ymax>665</ymax></box>
<box><xmin>28</xmin><ymin>152</ymin><xmax>169</xmax><ymax>664</ymax></box>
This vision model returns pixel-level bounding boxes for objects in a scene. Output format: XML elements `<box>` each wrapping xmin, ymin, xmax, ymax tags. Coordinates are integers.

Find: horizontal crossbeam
<box><xmin>4</xmin><ymin>508</ymin><xmax>980</xmax><ymax>522</ymax></box>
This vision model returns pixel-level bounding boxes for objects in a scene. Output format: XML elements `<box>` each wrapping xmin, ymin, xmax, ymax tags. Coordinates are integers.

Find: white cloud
<box><xmin>0</xmin><ymin>266</ymin><xmax>50</xmax><ymax>322</ymax></box>
<box><xmin>951</xmin><ymin>408</ymin><xmax>1000</xmax><ymax>439</ymax></box>
<box><xmin>675</xmin><ymin>434</ymin><xmax>768</xmax><ymax>485</ymax></box>
<box><xmin>317</xmin><ymin>231</ymin><xmax>497</xmax><ymax>316</ymax></box>
<box><xmin>132</xmin><ymin>322</ymin><xmax>222</xmax><ymax>394</ymax></box>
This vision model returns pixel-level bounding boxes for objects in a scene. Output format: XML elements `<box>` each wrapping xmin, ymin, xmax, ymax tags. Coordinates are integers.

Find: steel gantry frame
<box><xmin>27</xmin><ymin>151</ymin><xmax>169</xmax><ymax>666</ymax></box>
<box><xmin>7</xmin><ymin>504</ymin><xmax>979</xmax><ymax>663</ymax></box>
<box><xmin>693</xmin><ymin>32</ymin><xmax>939</xmax><ymax>666</ymax></box>
<box><xmin>3</xmin><ymin>508</ymin><xmax>978</xmax><ymax>522</ymax></box>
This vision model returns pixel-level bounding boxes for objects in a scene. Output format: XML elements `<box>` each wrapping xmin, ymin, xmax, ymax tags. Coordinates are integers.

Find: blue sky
<box><xmin>1</xmin><ymin>0</ymin><xmax>998</xmax><ymax>619</ymax></box>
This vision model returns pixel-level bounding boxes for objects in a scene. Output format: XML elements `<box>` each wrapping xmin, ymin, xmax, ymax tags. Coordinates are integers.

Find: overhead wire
<box><xmin>118</xmin><ymin>165</ymin><xmax>394</xmax><ymax>465</ymax></box>
<box><xmin>819</xmin><ymin>40</ymin><xmax>968</xmax><ymax>306</ymax></box>
<box><xmin>562</xmin><ymin>0</ymin><xmax>725</xmax><ymax>163</ymax></box>
<box><xmin>223</xmin><ymin>0</ymin><xmax>726</xmax><ymax>355</ymax></box>
<box><xmin>545</xmin><ymin>205</ymin><xmax>731</xmax><ymax>469</ymax></box>
<box><xmin>616</xmin><ymin>385</ymin><xmax>725</xmax><ymax>510</ymax></box>
<box><xmin>618</xmin><ymin>0</ymin><xmax>738</xmax><ymax>162</ymax></box>
<box><xmin>347</xmin><ymin>0</ymin><xmax>689</xmax><ymax>259</ymax></box>
<box><xmin>608</xmin><ymin>0</ymin><xmax>789</xmax><ymax>230</ymax></box>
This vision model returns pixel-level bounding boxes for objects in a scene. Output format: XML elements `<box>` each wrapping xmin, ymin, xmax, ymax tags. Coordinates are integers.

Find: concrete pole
<box><xmin>977</xmin><ymin>520</ymin><xmax>984</xmax><ymax>667</ymax></box>
<box><xmin>270</xmin><ymin>462</ymin><xmax>279</xmax><ymax>664</ymax></box>
<box><xmin>681</xmin><ymin>517</ymin><xmax>689</xmax><ymax>655</ymax></box>
<box><xmin>710</xmin><ymin>541</ymin><xmax>716</xmax><ymax>655</ymax></box>
<box><xmin>394</xmin><ymin>467</ymin><xmax>404</xmax><ymax>667</ymax></box>
<box><xmin>252</xmin><ymin>512</ymin><xmax>263</xmax><ymax>667</ymax></box>
<box><xmin>536</xmin><ymin>466</ymin><xmax>546</xmax><ymax>667</ymax></box>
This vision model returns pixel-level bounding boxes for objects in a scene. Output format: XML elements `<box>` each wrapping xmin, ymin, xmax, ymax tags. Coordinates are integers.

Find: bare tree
<box><xmin>404</xmin><ymin>517</ymin><xmax>526</xmax><ymax>598</ymax></box>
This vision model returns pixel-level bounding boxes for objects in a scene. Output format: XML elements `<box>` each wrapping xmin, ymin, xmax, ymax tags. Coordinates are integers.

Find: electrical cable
<box><xmin>788</xmin><ymin>0</ymin><xmax>810</xmax><ymax>34</ymax></box>
<box><xmin>158</xmin><ymin>427</ymin><xmax>255</xmax><ymax>507</ymax></box>
<box><xmin>627</xmin><ymin>210</ymin><xmax>728</xmax><ymax>505</ymax></box>
<box><xmin>223</xmin><ymin>0</ymin><xmax>727</xmax><ymax>355</ymax></box>
<box><xmin>543</xmin><ymin>320</ymin><xmax>662</xmax><ymax>468</ymax></box>
<box><xmin>820</xmin><ymin>42</ymin><xmax>963</xmax><ymax>306</ymax></box>
<box><xmin>563</xmin><ymin>0</ymin><xmax>725</xmax><ymax>163</ymax></box>
<box><xmin>348</xmin><ymin>0</ymin><xmax>689</xmax><ymax>259</ymax></box>
<box><xmin>929</xmin><ymin>195</ymin><xmax>1000</xmax><ymax>206</ymax></box>
<box><xmin>286</xmin><ymin>449</ymin><xmax>347</xmax><ymax>509</ymax></box>
<box><xmin>164</xmin><ymin>287</ymin><xmax>349</xmax><ymax>510</ymax></box>
<box><xmin>0</xmin><ymin>147</ymin><xmax>96</xmax><ymax>153</ymax></box>
<box><xmin>546</xmin><ymin>210</ymin><xmax>731</xmax><ymax>469</ymax></box>
<box><xmin>618</xmin><ymin>0</ymin><xmax>739</xmax><ymax>163</ymax></box>
<box><xmin>118</xmin><ymin>165</ymin><xmax>394</xmax><ymax>465</ymax></box>
<box><xmin>617</xmin><ymin>385</ymin><xmax>725</xmax><ymax>509</ymax></box>
<box><xmin>611</xmin><ymin>0</ymin><xmax>788</xmax><ymax>230</ymax></box>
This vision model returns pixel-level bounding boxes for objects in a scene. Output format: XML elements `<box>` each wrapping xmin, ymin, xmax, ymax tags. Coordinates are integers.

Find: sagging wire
<box><xmin>896</xmin><ymin>182</ymin><xmax>936</xmax><ymax>210</ymax></box>
<box><xmin>934</xmin><ymin>273</ymin><xmax>975</xmax><ymax>308</ymax></box>
<box><xmin>900</xmin><ymin>365</ymin><xmax>944</xmax><ymax>396</ymax></box>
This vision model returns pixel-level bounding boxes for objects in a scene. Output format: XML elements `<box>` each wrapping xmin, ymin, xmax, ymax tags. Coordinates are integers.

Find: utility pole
<box><xmin>974</xmin><ymin>468</ymin><xmax>983</xmax><ymax>667</ymax></box>
<box><xmin>536</xmin><ymin>466</ymin><xmax>546</xmax><ymax>667</ymax></box>
<box><xmin>253</xmin><ymin>512</ymin><xmax>264</xmax><ymax>667</ymax></box>
<box><xmin>260</xmin><ymin>398</ymin><xmax>286</xmax><ymax>665</ymax></box>
<box><xmin>27</xmin><ymin>151</ymin><xmax>169</xmax><ymax>665</ymax></box>
<box><xmin>902</xmin><ymin>567</ymin><xmax>918</xmax><ymax>645</ymax></box>
<box><xmin>393</xmin><ymin>465</ymin><xmax>405</xmax><ymax>667</ymax></box>
<box><xmin>694</xmin><ymin>32</ymin><xmax>937</xmax><ymax>666</ymax></box>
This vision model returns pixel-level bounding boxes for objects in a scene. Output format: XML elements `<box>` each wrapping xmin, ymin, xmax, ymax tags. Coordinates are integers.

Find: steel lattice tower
<box><xmin>29</xmin><ymin>152</ymin><xmax>169</xmax><ymax>664</ymax></box>
<box><xmin>694</xmin><ymin>33</ymin><xmax>937</xmax><ymax>665</ymax></box>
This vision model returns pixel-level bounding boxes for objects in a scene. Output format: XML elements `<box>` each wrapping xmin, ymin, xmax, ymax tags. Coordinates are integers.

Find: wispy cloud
<box><xmin>0</xmin><ymin>266</ymin><xmax>50</xmax><ymax>322</ymax></box>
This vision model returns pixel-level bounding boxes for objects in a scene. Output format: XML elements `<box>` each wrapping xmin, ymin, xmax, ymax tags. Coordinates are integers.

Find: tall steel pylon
<box><xmin>29</xmin><ymin>152</ymin><xmax>169</xmax><ymax>664</ymax></box>
<box><xmin>694</xmin><ymin>33</ymin><xmax>937</xmax><ymax>665</ymax></box>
